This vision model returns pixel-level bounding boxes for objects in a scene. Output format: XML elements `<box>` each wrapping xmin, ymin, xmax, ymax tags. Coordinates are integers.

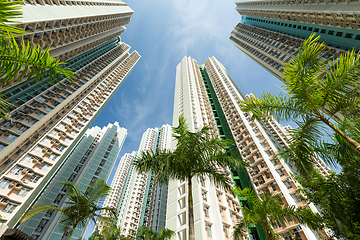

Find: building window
<box><xmin>293</xmin><ymin>229</ymin><xmax>303</xmax><ymax>240</ymax></box>
<box><xmin>336</xmin><ymin>32</ymin><xmax>343</xmax><ymax>37</ymax></box>
<box><xmin>2</xmin><ymin>201</ymin><xmax>18</xmax><ymax>213</ymax></box>
<box><xmin>204</xmin><ymin>205</ymin><xmax>210</xmax><ymax>218</ymax></box>
<box><xmin>27</xmin><ymin>118</ymin><xmax>37</xmax><ymax>125</ymax></box>
<box><xmin>34</xmin><ymin>146</ymin><xmax>44</xmax><ymax>153</ymax></box>
<box><xmin>205</xmin><ymin>223</ymin><xmax>212</xmax><ymax>238</ymax></box>
<box><xmin>17</xmin><ymin>186</ymin><xmax>31</xmax><ymax>197</ymax></box>
<box><xmin>271</xmin><ymin>159</ymin><xmax>278</xmax><ymax>166</ymax></box>
<box><xmin>266</xmin><ymin>150</ymin><xmax>272</xmax><ymax>156</ymax></box>
<box><xmin>223</xmin><ymin>226</ymin><xmax>229</xmax><ymax>238</ymax></box>
<box><xmin>23</xmin><ymin>155</ymin><xmax>34</xmax><ymax>164</ymax></box>
<box><xmin>217</xmin><ymin>192</ymin><xmax>222</xmax><ymax>202</ymax></box>
<box><xmin>328</xmin><ymin>30</ymin><xmax>334</xmax><ymax>35</ymax></box>
<box><xmin>220</xmin><ymin>207</ymin><xmax>225</xmax><ymax>218</ymax></box>
<box><xmin>39</xmin><ymin>163</ymin><xmax>51</xmax><ymax>171</ymax></box>
<box><xmin>29</xmin><ymin>174</ymin><xmax>41</xmax><ymax>183</ymax></box>
<box><xmin>53</xmin><ymin>193</ymin><xmax>65</xmax><ymax>204</ymax></box>
<box><xmin>44</xmin><ymin>210</ymin><xmax>54</xmax><ymax>217</ymax></box>
<box><xmin>345</xmin><ymin>33</ymin><xmax>353</xmax><ymax>39</ymax></box>
<box><xmin>5</xmin><ymin>134</ymin><xmax>17</xmax><ymax>142</ymax></box>
<box><xmin>283</xmin><ymin>180</ymin><xmax>293</xmax><ymax>189</ymax></box>
<box><xmin>56</xmin><ymin>144</ymin><xmax>66</xmax><ymax>152</ymax></box>
<box><xmin>68</xmin><ymin>173</ymin><xmax>77</xmax><ymax>182</ymax></box>
<box><xmin>0</xmin><ymin>179</ymin><xmax>12</xmax><ymax>189</ymax></box>
<box><xmin>11</xmin><ymin>166</ymin><xmax>26</xmax><ymax>175</ymax></box>
<box><xmin>48</xmin><ymin>153</ymin><xmax>59</xmax><ymax>160</ymax></box>
<box><xmin>257</xmin><ymin>176</ymin><xmax>265</xmax><ymax>184</ymax></box>
<box><xmin>42</xmin><ymin>137</ymin><xmax>52</xmax><ymax>144</ymax></box>
<box><xmin>277</xmin><ymin>169</ymin><xmax>285</xmax><ymax>177</ymax></box>
<box><xmin>94</xmin><ymin>167</ymin><xmax>102</xmax><ymax>176</ymax></box>
<box><xmin>291</xmin><ymin>191</ymin><xmax>302</xmax><ymax>203</ymax></box>
<box><xmin>202</xmin><ymin>191</ymin><xmax>207</xmax><ymax>202</ymax></box>
<box><xmin>99</xmin><ymin>159</ymin><xmax>106</xmax><ymax>167</ymax></box>
<box><xmin>270</xmin><ymin>183</ymin><xmax>277</xmax><ymax>192</ymax></box>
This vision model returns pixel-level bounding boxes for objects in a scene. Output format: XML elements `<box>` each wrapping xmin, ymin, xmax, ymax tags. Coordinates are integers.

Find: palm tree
<box><xmin>137</xmin><ymin>227</ymin><xmax>175</xmax><ymax>240</ymax></box>
<box><xmin>89</xmin><ymin>221</ymin><xmax>132</xmax><ymax>240</ymax></box>
<box><xmin>134</xmin><ymin>116</ymin><xmax>245</xmax><ymax>240</ymax></box>
<box><xmin>232</xmin><ymin>188</ymin><xmax>323</xmax><ymax>240</ymax></box>
<box><xmin>239</xmin><ymin>34</ymin><xmax>360</xmax><ymax>174</ymax></box>
<box><xmin>20</xmin><ymin>179</ymin><xmax>116</xmax><ymax>240</ymax></box>
<box><xmin>0</xmin><ymin>0</ymin><xmax>75</xmax><ymax>118</ymax></box>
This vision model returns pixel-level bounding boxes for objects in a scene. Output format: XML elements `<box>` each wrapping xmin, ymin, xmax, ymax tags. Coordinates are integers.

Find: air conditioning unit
<box><xmin>22</xmin><ymin>180</ymin><xmax>29</xmax><ymax>184</ymax></box>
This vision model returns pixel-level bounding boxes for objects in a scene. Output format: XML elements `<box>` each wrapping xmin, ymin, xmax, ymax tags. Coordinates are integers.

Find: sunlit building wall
<box><xmin>0</xmin><ymin>39</ymin><xmax>140</xmax><ymax>228</ymax></box>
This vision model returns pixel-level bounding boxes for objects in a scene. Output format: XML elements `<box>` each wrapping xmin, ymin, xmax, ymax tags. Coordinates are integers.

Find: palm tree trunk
<box><xmin>67</xmin><ymin>225</ymin><xmax>77</xmax><ymax>240</ymax></box>
<box><xmin>321</xmin><ymin>116</ymin><xmax>360</xmax><ymax>153</ymax></box>
<box><xmin>263</xmin><ymin>224</ymin><xmax>274</xmax><ymax>240</ymax></box>
<box><xmin>187</xmin><ymin>177</ymin><xmax>195</xmax><ymax>240</ymax></box>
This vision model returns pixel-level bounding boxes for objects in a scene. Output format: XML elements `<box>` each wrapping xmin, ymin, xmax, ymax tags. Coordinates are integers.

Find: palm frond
<box><xmin>239</xmin><ymin>92</ymin><xmax>314</xmax><ymax>122</ymax></box>
<box><xmin>320</xmin><ymin>49</ymin><xmax>360</xmax><ymax>119</ymax></box>
<box><xmin>0</xmin><ymin>92</ymin><xmax>13</xmax><ymax>119</ymax></box>
<box><xmin>0</xmin><ymin>35</ymin><xmax>76</xmax><ymax>84</ymax></box>
<box><xmin>86</xmin><ymin>179</ymin><xmax>111</xmax><ymax>203</ymax></box>
<box><xmin>20</xmin><ymin>204</ymin><xmax>62</xmax><ymax>222</ymax></box>
<box><xmin>234</xmin><ymin>187</ymin><xmax>259</xmax><ymax>205</ymax></box>
<box><xmin>0</xmin><ymin>0</ymin><xmax>25</xmax><ymax>37</ymax></box>
<box><xmin>232</xmin><ymin>222</ymin><xmax>247</xmax><ymax>240</ymax></box>
<box><xmin>289</xmin><ymin>206</ymin><xmax>323</xmax><ymax>230</ymax></box>
<box><xmin>313</xmin><ymin>119</ymin><xmax>360</xmax><ymax>168</ymax></box>
<box><xmin>277</xmin><ymin>116</ymin><xmax>322</xmax><ymax>176</ymax></box>
<box><xmin>159</xmin><ymin>228</ymin><xmax>175</xmax><ymax>240</ymax></box>
<box><xmin>283</xmin><ymin>34</ymin><xmax>326</xmax><ymax>110</ymax></box>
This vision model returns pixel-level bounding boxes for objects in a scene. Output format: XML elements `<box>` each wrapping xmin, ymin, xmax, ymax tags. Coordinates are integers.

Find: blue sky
<box><xmin>86</xmin><ymin>1</ymin><xmax>288</xmax><ymax>236</ymax></box>
<box><xmin>90</xmin><ymin>0</ymin><xmax>288</xmax><ymax>167</ymax></box>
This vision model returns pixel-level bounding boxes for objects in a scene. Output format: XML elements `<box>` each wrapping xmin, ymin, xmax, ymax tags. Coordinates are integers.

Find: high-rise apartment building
<box><xmin>0</xmin><ymin>34</ymin><xmax>140</xmax><ymax>230</ymax></box>
<box><xmin>230</xmin><ymin>1</ymin><xmax>360</xmax><ymax>80</ymax></box>
<box><xmin>234</xmin><ymin>0</ymin><xmax>360</xmax><ymax>30</ymax></box>
<box><xmin>100</xmin><ymin>124</ymin><xmax>172</xmax><ymax>238</ymax></box>
<box><xmin>18</xmin><ymin>122</ymin><xmax>127</xmax><ymax>240</ymax></box>
<box><xmin>4</xmin><ymin>0</ymin><xmax>133</xmax><ymax>91</ymax></box>
<box><xmin>102</xmin><ymin>153</ymin><xmax>134</xmax><ymax>214</ymax></box>
<box><xmin>169</xmin><ymin>56</ymin><xmax>245</xmax><ymax>240</ymax></box>
<box><xmin>168</xmin><ymin>56</ymin><xmax>328</xmax><ymax>240</ymax></box>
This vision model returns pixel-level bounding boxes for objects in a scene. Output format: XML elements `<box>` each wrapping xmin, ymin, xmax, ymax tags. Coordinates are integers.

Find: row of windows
<box><xmin>246</xmin><ymin>17</ymin><xmax>360</xmax><ymax>41</ymax></box>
